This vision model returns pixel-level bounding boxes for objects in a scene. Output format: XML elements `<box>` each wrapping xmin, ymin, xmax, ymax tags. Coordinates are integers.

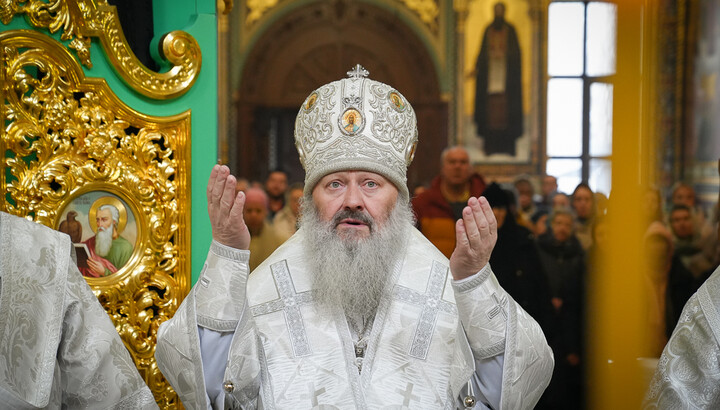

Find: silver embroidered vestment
<box><xmin>0</xmin><ymin>212</ymin><xmax>157</xmax><ymax>409</ymax></box>
<box><xmin>156</xmin><ymin>226</ymin><xmax>553</xmax><ymax>409</ymax></box>
<box><xmin>644</xmin><ymin>265</ymin><xmax>720</xmax><ymax>409</ymax></box>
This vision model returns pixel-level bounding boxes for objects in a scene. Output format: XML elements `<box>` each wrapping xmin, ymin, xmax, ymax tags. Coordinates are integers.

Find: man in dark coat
<box><xmin>535</xmin><ymin>208</ymin><xmax>586</xmax><ymax>410</ymax></box>
<box><xmin>474</xmin><ymin>2</ymin><xmax>523</xmax><ymax>156</ymax></box>
<box><xmin>482</xmin><ymin>182</ymin><xmax>551</xmax><ymax>330</ymax></box>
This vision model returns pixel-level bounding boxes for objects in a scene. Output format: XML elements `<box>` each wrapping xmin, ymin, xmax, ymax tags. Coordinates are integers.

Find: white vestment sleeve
<box><xmin>643</xmin><ymin>266</ymin><xmax>720</xmax><ymax>409</ymax></box>
<box><xmin>61</xmin><ymin>264</ymin><xmax>159</xmax><ymax>409</ymax></box>
<box><xmin>0</xmin><ymin>213</ymin><xmax>157</xmax><ymax>408</ymax></box>
<box><xmin>453</xmin><ymin>264</ymin><xmax>554</xmax><ymax>410</ymax></box>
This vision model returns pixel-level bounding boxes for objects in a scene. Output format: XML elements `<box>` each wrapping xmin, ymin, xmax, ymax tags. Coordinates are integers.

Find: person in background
<box><xmin>0</xmin><ymin>211</ymin><xmax>157</xmax><ymax>409</ymax></box>
<box><xmin>530</xmin><ymin>209</ymin><xmax>549</xmax><ymax>237</ymax></box>
<box><xmin>514</xmin><ymin>176</ymin><xmax>538</xmax><ymax>230</ymax></box>
<box><xmin>244</xmin><ymin>187</ymin><xmax>284</xmax><ymax>271</ymax></box>
<box><xmin>644</xmin><ymin>187</ymin><xmax>665</xmax><ymax>228</ymax></box>
<box><xmin>668</xmin><ymin>204</ymin><xmax>717</xmax><ymax>282</ymax></box>
<box><xmin>483</xmin><ymin>182</ymin><xmax>551</xmax><ymax>331</ymax></box>
<box><xmin>586</xmin><ymin>215</ymin><xmax>609</xmax><ymax>271</ymax></box>
<box><xmin>571</xmin><ymin>183</ymin><xmax>595</xmax><ymax>251</ymax></box>
<box><xmin>412</xmin><ymin>146</ymin><xmax>487</xmax><ymax>258</ymax></box>
<box><xmin>273</xmin><ymin>182</ymin><xmax>304</xmax><ymax>242</ymax></box>
<box><xmin>551</xmin><ymin>192</ymin><xmax>571</xmax><ymax>211</ymax></box>
<box><xmin>670</xmin><ymin>182</ymin><xmax>716</xmax><ymax>253</ymax></box>
<box><xmin>670</xmin><ymin>182</ymin><xmax>706</xmax><ymax>221</ymax></box>
<box><xmin>643</xmin><ymin>221</ymin><xmax>699</xmax><ymax>357</ymax></box>
<box><xmin>265</xmin><ymin>169</ymin><xmax>289</xmax><ymax>219</ymax></box>
<box><xmin>536</xmin><ymin>207</ymin><xmax>586</xmax><ymax>410</ymax></box>
<box><xmin>644</xmin><ymin>160</ymin><xmax>720</xmax><ymax>408</ymax></box>
<box><xmin>412</xmin><ymin>182</ymin><xmax>427</xmax><ymax>198</ymax></box>
<box><xmin>594</xmin><ymin>191</ymin><xmax>609</xmax><ymax>217</ymax></box>
<box><xmin>540</xmin><ymin>174</ymin><xmax>559</xmax><ymax>211</ymax></box>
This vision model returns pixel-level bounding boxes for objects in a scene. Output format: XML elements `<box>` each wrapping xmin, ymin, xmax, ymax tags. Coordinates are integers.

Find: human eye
<box><xmin>365</xmin><ymin>180</ymin><xmax>378</xmax><ymax>188</ymax></box>
<box><xmin>329</xmin><ymin>181</ymin><xmax>342</xmax><ymax>189</ymax></box>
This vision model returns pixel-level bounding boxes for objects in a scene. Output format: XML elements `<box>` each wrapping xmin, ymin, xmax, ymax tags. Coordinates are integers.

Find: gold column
<box><xmin>587</xmin><ymin>1</ymin><xmax>656</xmax><ymax>408</ymax></box>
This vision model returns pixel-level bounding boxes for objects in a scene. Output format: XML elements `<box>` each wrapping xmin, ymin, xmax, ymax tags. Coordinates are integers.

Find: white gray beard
<box><xmin>95</xmin><ymin>226</ymin><xmax>113</xmax><ymax>257</ymax></box>
<box><xmin>300</xmin><ymin>198</ymin><xmax>414</xmax><ymax>322</ymax></box>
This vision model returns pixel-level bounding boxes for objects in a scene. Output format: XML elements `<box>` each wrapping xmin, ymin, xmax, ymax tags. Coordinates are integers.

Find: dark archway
<box><xmin>234</xmin><ymin>1</ymin><xmax>447</xmax><ymax>189</ymax></box>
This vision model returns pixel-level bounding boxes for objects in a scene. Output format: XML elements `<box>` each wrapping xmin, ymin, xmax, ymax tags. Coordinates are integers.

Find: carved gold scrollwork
<box><xmin>246</xmin><ymin>0</ymin><xmax>279</xmax><ymax>25</ymax></box>
<box><xmin>0</xmin><ymin>0</ymin><xmax>201</xmax><ymax>99</ymax></box>
<box><xmin>399</xmin><ymin>0</ymin><xmax>439</xmax><ymax>31</ymax></box>
<box><xmin>0</xmin><ymin>30</ymin><xmax>189</xmax><ymax>407</ymax></box>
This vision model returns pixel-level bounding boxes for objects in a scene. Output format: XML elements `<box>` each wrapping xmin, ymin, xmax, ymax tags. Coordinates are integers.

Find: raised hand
<box><xmin>449</xmin><ymin>196</ymin><xmax>498</xmax><ymax>280</ymax></box>
<box><xmin>206</xmin><ymin>164</ymin><xmax>251</xmax><ymax>250</ymax></box>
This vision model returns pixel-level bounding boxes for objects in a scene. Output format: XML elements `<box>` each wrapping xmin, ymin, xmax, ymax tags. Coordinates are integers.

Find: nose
<box><xmin>342</xmin><ymin>182</ymin><xmax>364</xmax><ymax>211</ymax></box>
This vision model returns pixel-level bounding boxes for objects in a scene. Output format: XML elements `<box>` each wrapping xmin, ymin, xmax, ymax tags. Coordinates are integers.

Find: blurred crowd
<box><xmin>232</xmin><ymin>147</ymin><xmax>719</xmax><ymax>410</ymax></box>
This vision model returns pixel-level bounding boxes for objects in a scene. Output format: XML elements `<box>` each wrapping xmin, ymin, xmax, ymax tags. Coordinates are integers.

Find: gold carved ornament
<box><xmin>398</xmin><ymin>0</ymin><xmax>439</xmax><ymax>30</ymax></box>
<box><xmin>0</xmin><ymin>0</ymin><xmax>201</xmax><ymax>99</ymax></box>
<box><xmin>245</xmin><ymin>0</ymin><xmax>279</xmax><ymax>25</ymax></box>
<box><xmin>0</xmin><ymin>31</ymin><xmax>190</xmax><ymax>407</ymax></box>
<box><xmin>244</xmin><ymin>0</ymin><xmax>437</xmax><ymax>32</ymax></box>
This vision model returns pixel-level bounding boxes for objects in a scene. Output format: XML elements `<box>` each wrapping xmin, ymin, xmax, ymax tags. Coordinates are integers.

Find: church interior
<box><xmin>1</xmin><ymin>0</ymin><xmax>718</xmax><ymax>408</ymax></box>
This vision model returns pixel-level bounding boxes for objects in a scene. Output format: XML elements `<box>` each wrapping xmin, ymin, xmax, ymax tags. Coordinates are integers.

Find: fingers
<box><xmin>206</xmin><ymin>164</ymin><xmax>221</xmax><ymax>204</ymax></box>
<box><xmin>207</xmin><ymin>164</ymin><xmax>238</xmax><ymax>217</ymax></box>
<box><xmin>211</xmin><ymin>166</ymin><xmax>230</xmax><ymax>206</ymax></box>
<box><xmin>455</xmin><ymin>218</ymin><xmax>468</xmax><ymax>249</ymax></box>
<box><xmin>459</xmin><ymin>196</ymin><xmax>497</xmax><ymax>248</ymax></box>
<box><xmin>229</xmin><ymin>190</ymin><xmax>246</xmax><ymax>226</ymax></box>
<box><xmin>221</xmin><ymin>173</ymin><xmax>237</xmax><ymax>208</ymax></box>
<box><xmin>468</xmin><ymin>196</ymin><xmax>497</xmax><ymax>237</ymax></box>
<box><xmin>461</xmin><ymin>202</ymin><xmax>480</xmax><ymax>244</ymax></box>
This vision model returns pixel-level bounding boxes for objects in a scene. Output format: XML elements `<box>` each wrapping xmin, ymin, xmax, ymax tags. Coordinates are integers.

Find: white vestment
<box><xmin>644</xmin><ymin>265</ymin><xmax>720</xmax><ymax>409</ymax></box>
<box><xmin>0</xmin><ymin>212</ymin><xmax>158</xmax><ymax>409</ymax></box>
<box><xmin>156</xmin><ymin>226</ymin><xmax>553</xmax><ymax>409</ymax></box>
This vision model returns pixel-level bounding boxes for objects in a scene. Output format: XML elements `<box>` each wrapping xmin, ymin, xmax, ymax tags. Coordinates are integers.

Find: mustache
<box><xmin>331</xmin><ymin>209</ymin><xmax>374</xmax><ymax>230</ymax></box>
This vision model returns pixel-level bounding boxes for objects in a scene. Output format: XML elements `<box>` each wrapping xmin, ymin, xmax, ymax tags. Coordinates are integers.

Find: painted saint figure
<box><xmin>344</xmin><ymin>112</ymin><xmax>360</xmax><ymax>133</ymax></box>
<box><xmin>474</xmin><ymin>1</ymin><xmax>523</xmax><ymax>156</ymax></box>
<box><xmin>58</xmin><ymin>210</ymin><xmax>82</xmax><ymax>243</ymax></box>
<box><xmin>80</xmin><ymin>203</ymin><xmax>133</xmax><ymax>277</ymax></box>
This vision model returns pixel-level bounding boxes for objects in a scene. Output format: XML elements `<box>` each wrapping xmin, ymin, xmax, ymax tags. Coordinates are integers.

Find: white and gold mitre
<box><xmin>294</xmin><ymin>64</ymin><xmax>418</xmax><ymax>200</ymax></box>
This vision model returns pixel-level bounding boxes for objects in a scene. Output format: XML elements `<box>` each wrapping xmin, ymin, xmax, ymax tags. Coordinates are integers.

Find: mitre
<box><xmin>294</xmin><ymin>64</ymin><xmax>418</xmax><ymax>200</ymax></box>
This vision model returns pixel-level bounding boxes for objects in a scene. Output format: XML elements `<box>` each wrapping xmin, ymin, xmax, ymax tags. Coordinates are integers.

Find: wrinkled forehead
<box><xmin>310</xmin><ymin>170</ymin><xmax>401</xmax><ymax>209</ymax></box>
<box><xmin>97</xmin><ymin>208</ymin><xmax>112</xmax><ymax>217</ymax></box>
<box><xmin>316</xmin><ymin>170</ymin><xmax>397</xmax><ymax>187</ymax></box>
<box><xmin>670</xmin><ymin>209</ymin><xmax>691</xmax><ymax>219</ymax></box>
<box><xmin>443</xmin><ymin>148</ymin><xmax>469</xmax><ymax>163</ymax></box>
<box><xmin>552</xmin><ymin>213</ymin><xmax>574</xmax><ymax>224</ymax></box>
<box><xmin>673</xmin><ymin>186</ymin><xmax>693</xmax><ymax>198</ymax></box>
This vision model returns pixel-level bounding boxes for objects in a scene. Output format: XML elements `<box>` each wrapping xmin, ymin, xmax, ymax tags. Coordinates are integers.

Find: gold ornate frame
<box><xmin>0</xmin><ymin>0</ymin><xmax>201</xmax><ymax>99</ymax></box>
<box><xmin>0</xmin><ymin>30</ymin><xmax>190</xmax><ymax>406</ymax></box>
